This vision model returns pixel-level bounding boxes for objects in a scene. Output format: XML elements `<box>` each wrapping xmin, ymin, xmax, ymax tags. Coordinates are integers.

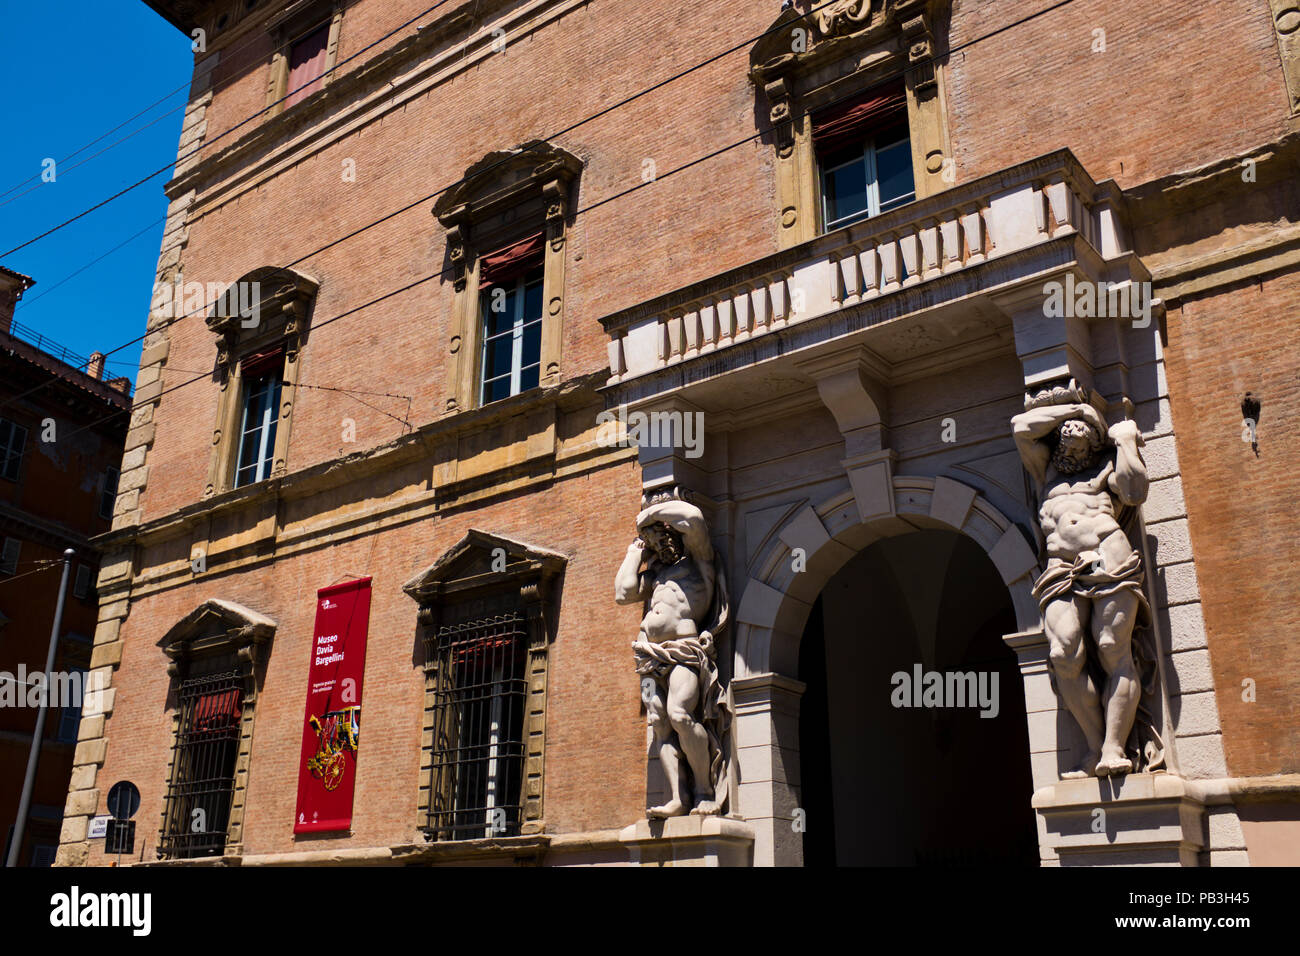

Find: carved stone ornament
<box><xmin>614</xmin><ymin>487</ymin><xmax>732</xmax><ymax>817</ymax></box>
<box><xmin>158</xmin><ymin>598</ymin><xmax>277</xmax><ymax>684</ymax></box>
<box><xmin>1011</xmin><ymin>380</ymin><xmax>1165</xmax><ymax>778</ymax></box>
<box><xmin>432</xmin><ymin>141</ymin><xmax>583</xmax><ymax>292</ymax></box>
<box><xmin>205</xmin><ymin>266</ymin><xmax>318</xmax><ymax>341</ymax></box>
<box><xmin>816</xmin><ymin>0</ymin><xmax>873</xmax><ymax>37</ymax></box>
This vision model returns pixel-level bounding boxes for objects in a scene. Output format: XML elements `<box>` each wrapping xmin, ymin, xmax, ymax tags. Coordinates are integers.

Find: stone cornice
<box><xmin>91</xmin><ymin>370</ymin><xmax>618</xmax><ymax>561</ymax></box>
<box><xmin>167</xmin><ymin>0</ymin><xmax>584</xmax><ymax>213</ymax></box>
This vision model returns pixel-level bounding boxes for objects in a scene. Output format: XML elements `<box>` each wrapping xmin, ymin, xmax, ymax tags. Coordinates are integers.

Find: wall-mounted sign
<box><xmin>293</xmin><ymin>577</ymin><xmax>372</xmax><ymax>834</ymax></box>
<box><xmin>88</xmin><ymin>815</ymin><xmax>110</xmax><ymax>840</ymax></box>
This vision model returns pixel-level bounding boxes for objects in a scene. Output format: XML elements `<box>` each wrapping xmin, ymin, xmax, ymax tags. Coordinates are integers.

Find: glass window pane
<box><xmin>483</xmin><ymin>375</ymin><xmax>512</xmax><ymax>404</ymax></box>
<box><xmin>875</xmin><ymin>139</ymin><xmax>915</xmax><ymax>211</ymax></box>
<box><xmin>521</xmin><ymin>318</ymin><xmax>542</xmax><ymax>371</ymax></box>
<box><xmin>482</xmin><ymin>286</ymin><xmax>517</xmax><ymax>336</ymax></box>
<box><xmin>824</xmin><ymin>157</ymin><xmax>868</xmax><ymax>226</ymax></box>
<box><xmin>485</xmin><ymin>333</ymin><xmax>514</xmax><ymax>385</ymax></box>
<box><xmin>519</xmin><ymin>364</ymin><xmax>540</xmax><ymax>393</ymax></box>
<box><xmin>522</xmin><ymin>275</ymin><xmax>544</xmax><ymax>321</ymax></box>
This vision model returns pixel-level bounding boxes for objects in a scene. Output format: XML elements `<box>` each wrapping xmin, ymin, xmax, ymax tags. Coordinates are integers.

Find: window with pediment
<box><xmin>750</xmin><ymin>0</ymin><xmax>953</xmax><ymax>247</ymax></box>
<box><xmin>205</xmin><ymin>268</ymin><xmax>317</xmax><ymax>497</ymax></box>
<box><xmin>403</xmin><ymin>531</ymin><xmax>565</xmax><ymax>840</ymax></box>
<box><xmin>156</xmin><ymin>600</ymin><xmax>275</xmax><ymax>860</ymax></box>
<box><xmin>433</xmin><ymin>143</ymin><xmax>582</xmax><ymax>414</ymax></box>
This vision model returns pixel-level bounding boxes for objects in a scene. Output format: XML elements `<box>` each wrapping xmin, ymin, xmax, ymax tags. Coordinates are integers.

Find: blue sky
<box><xmin>0</xmin><ymin>1</ymin><xmax>194</xmax><ymax>376</ymax></box>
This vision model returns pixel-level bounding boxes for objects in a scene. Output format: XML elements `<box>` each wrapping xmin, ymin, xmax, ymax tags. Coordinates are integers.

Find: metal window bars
<box><xmin>158</xmin><ymin>670</ymin><xmax>243</xmax><ymax>859</ymax></box>
<box><xmin>425</xmin><ymin>610</ymin><xmax>528</xmax><ymax>841</ymax></box>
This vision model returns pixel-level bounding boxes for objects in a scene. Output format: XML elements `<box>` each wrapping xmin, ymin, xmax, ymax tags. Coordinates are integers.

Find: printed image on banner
<box><xmin>294</xmin><ymin>577</ymin><xmax>372</xmax><ymax>833</ymax></box>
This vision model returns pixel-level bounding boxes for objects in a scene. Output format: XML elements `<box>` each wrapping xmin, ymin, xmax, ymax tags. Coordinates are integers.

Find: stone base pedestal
<box><xmin>1033</xmin><ymin>773</ymin><xmax>1207</xmax><ymax>866</ymax></box>
<box><xmin>619</xmin><ymin>815</ymin><xmax>755</xmax><ymax>867</ymax></box>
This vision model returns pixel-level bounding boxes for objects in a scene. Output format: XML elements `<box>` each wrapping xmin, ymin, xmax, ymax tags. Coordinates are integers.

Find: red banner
<box><xmin>294</xmin><ymin>577</ymin><xmax>371</xmax><ymax>834</ymax></box>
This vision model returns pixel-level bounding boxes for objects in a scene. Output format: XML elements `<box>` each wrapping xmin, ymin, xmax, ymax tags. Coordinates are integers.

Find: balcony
<box><xmin>601</xmin><ymin>149</ymin><xmax>1135</xmax><ymax>402</ymax></box>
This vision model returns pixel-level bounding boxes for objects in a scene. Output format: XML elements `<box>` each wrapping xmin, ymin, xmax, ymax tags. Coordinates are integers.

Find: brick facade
<box><xmin>54</xmin><ymin>0</ymin><xmax>1300</xmax><ymax>865</ymax></box>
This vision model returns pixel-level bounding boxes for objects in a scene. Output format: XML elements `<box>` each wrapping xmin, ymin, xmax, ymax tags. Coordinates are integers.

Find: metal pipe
<box><xmin>6</xmin><ymin>548</ymin><xmax>74</xmax><ymax>868</ymax></box>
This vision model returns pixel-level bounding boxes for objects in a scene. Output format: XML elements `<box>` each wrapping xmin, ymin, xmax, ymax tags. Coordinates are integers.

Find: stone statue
<box><xmin>615</xmin><ymin>488</ymin><xmax>731</xmax><ymax>817</ymax></box>
<box><xmin>1011</xmin><ymin>381</ymin><xmax>1151</xmax><ymax>778</ymax></box>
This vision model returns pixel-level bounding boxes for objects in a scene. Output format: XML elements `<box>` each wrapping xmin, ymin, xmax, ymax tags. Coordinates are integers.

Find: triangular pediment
<box><xmin>403</xmin><ymin>530</ymin><xmax>567</xmax><ymax>604</ymax></box>
<box><xmin>159</xmin><ymin>598</ymin><xmax>277</xmax><ymax>661</ymax></box>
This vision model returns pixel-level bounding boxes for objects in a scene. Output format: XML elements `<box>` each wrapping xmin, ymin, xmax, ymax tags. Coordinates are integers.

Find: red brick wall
<box><xmin>1162</xmin><ymin>274</ymin><xmax>1300</xmax><ymax>777</ymax></box>
<box><xmin>88</xmin><ymin>460</ymin><xmax>646</xmax><ymax>861</ymax></box>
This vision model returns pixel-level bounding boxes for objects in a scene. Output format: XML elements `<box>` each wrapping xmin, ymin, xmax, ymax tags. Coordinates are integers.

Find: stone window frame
<box><xmin>750</xmin><ymin>0</ymin><xmax>953</xmax><ymax>248</ymax></box>
<box><xmin>432</xmin><ymin>142</ymin><xmax>583</xmax><ymax>415</ymax></box>
<box><xmin>204</xmin><ymin>267</ymin><xmax>317</xmax><ymax>499</ymax></box>
<box><xmin>403</xmin><ymin>530</ymin><xmax>566</xmax><ymax>838</ymax></box>
<box><xmin>156</xmin><ymin>599</ymin><xmax>276</xmax><ymax>860</ymax></box>
<box><xmin>264</xmin><ymin>0</ymin><xmax>345</xmax><ymax>117</ymax></box>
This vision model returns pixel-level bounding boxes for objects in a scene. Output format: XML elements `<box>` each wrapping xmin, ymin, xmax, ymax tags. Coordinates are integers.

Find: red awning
<box><xmin>479</xmin><ymin>232</ymin><xmax>545</xmax><ymax>290</ymax></box>
<box><xmin>194</xmin><ymin>688</ymin><xmax>242</xmax><ymax>733</ymax></box>
<box><xmin>811</xmin><ymin>82</ymin><xmax>908</xmax><ymax>157</ymax></box>
<box><xmin>240</xmin><ymin>345</ymin><xmax>284</xmax><ymax>380</ymax></box>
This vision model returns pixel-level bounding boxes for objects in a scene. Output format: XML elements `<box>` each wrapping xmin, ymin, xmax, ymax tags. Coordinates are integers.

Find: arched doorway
<box><xmin>797</xmin><ymin>529</ymin><xmax>1038</xmax><ymax>866</ymax></box>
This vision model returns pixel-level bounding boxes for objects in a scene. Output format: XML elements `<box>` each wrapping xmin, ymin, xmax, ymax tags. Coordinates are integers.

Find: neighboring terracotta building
<box><xmin>53</xmin><ymin>0</ymin><xmax>1299</xmax><ymax>866</ymax></box>
<box><xmin>0</xmin><ymin>266</ymin><xmax>131</xmax><ymax>866</ymax></box>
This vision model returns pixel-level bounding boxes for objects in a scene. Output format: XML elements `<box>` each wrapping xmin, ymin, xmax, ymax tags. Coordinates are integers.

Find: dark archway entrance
<box><xmin>798</xmin><ymin>529</ymin><xmax>1039</xmax><ymax>866</ymax></box>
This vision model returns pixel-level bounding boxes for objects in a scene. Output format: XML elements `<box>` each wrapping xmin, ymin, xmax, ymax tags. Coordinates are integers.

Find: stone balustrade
<box><xmin>602</xmin><ymin>149</ymin><xmax>1122</xmax><ymax>384</ymax></box>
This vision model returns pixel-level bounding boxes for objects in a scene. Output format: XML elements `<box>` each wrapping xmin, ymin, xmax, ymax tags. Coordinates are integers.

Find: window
<box><xmin>266</xmin><ymin>3</ymin><xmax>342</xmax><ymax>117</ymax></box>
<box><xmin>55</xmin><ymin>667</ymin><xmax>87</xmax><ymax>743</ymax></box>
<box><xmin>0</xmin><ymin>418</ymin><xmax>26</xmax><ymax>482</ymax></box>
<box><xmin>99</xmin><ymin>467</ymin><xmax>118</xmax><ymax>520</ymax></box>
<box><xmin>234</xmin><ymin>350</ymin><xmax>284</xmax><ymax>488</ymax></box>
<box><xmin>405</xmin><ymin>531</ymin><xmax>565</xmax><ymax>840</ymax></box>
<box><xmin>433</xmin><ymin>143</ymin><xmax>582</xmax><ymax>414</ymax></box>
<box><xmin>0</xmin><ymin>538</ymin><xmax>19</xmax><ymax>575</ymax></box>
<box><xmin>749</xmin><ymin>5</ymin><xmax>952</xmax><ymax>248</ymax></box>
<box><xmin>73</xmin><ymin>565</ymin><xmax>92</xmax><ymax>601</ymax></box>
<box><xmin>284</xmin><ymin>23</ymin><xmax>330</xmax><ymax>108</ymax></box>
<box><xmin>159</xmin><ymin>671</ymin><xmax>243</xmax><ymax>859</ymax></box>
<box><xmin>30</xmin><ymin>845</ymin><xmax>56</xmax><ymax>867</ymax></box>
<box><xmin>426</xmin><ymin>606</ymin><xmax>529</xmax><ymax>840</ymax></box>
<box><xmin>479</xmin><ymin>254</ymin><xmax>544</xmax><ymax>405</ymax></box>
<box><xmin>205</xmin><ymin>268</ymin><xmax>315</xmax><ymax>498</ymax></box>
<box><xmin>820</xmin><ymin>127</ymin><xmax>915</xmax><ymax>229</ymax></box>
<box><xmin>813</xmin><ymin>84</ymin><xmax>915</xmax><ymax>231</ymax></box>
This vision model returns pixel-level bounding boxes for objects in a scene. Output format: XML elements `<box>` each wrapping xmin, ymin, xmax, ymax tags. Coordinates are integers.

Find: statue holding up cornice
<box><xmin>615</xmin><ymin>488</ymin><xmax>731</xmax><ymax>817</ymax></box>
<box><xmin>1012</xmin><ymin>381</ymin><xmax>1153</xmax><ymax>778</ymax></box>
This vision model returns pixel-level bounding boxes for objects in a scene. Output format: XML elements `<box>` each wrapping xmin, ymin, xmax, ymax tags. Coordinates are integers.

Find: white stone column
<box><xmin>730</xmin><ymin>672</ymin><xmax>805</xmax><ymax>867</ymax></box>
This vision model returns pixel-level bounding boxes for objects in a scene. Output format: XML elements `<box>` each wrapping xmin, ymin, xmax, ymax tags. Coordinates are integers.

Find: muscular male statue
<box><xmin>1012</xmin><ymin>382</ymin><xmax>1151</xmax><ymax>778</ymax></box>
<box><xmin>614</xmin><ymin>493</ymin><xmax>730</xmax><ymax>817</ymax></box>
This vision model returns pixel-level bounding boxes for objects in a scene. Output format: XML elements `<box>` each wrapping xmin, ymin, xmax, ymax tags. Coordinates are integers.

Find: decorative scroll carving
<box><xmin>815</xmin><ymin>0</ymin><xmax>872</xmax><ymax>37</ymax></box>
<box><xmin>1011</xmin><ymin>380</ymin><xmax>1163</xmax><ymax>778</ymax></box>
<box><xmin>614</xmin><ymin>487</ymin><xmax>732</xmax><ymax>817</ymax></box>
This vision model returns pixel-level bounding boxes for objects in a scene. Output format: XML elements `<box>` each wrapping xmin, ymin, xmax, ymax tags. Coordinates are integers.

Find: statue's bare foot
<box><xmin>690</xmin><ymin>798</ymin><xmax>721</xmax><ymax>816</ymax></box>
<box><xmin>1097</xmin><ymin>749</ymin><xmax>1133</xmax><ymax>777</ymax></box>
<box><xmin>1061</xmin><ymin>751</ymin><xmax>1100</xmax><ymax>779</ymax></box>
<box><xmin>647</xmin><ymin>799</ymin><xmax>687</xmax><ymax>819</ymax></box>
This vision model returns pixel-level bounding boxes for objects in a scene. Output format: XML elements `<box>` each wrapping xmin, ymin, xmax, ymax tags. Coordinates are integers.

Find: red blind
<box><xmin>811</xmin><ymin>81</ymin><xmax>908</xmax><ymax>157</ymax></box>
<box><xmin>240</xmin><ymin>345</ymin><xmax>284</xmax><ymax>380</ymax></box>
<box><xmin>479</xmin><ymin>232</ymin><xmax>545</xmax><ymax>290</ymax></box>
<box><xmin>285</xmin><ymin>23</ymin><xmax>330</xmax><ymax>108</ymax></box>
<box><xmin>193</xmin><ymin>689</ymin><xmax>242</xmax><ymax>733</ymax></box>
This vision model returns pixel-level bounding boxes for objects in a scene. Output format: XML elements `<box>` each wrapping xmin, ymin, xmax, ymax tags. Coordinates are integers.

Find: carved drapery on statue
<box><xmin>615</xmin><ymin>487</ymin><xmax>732</xmax><ymax>817</ymax></box>
<box><xmin>1011</xmin><ymin>380</ymin><xmax>1164</xmax><ymax>778</ymax></box>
